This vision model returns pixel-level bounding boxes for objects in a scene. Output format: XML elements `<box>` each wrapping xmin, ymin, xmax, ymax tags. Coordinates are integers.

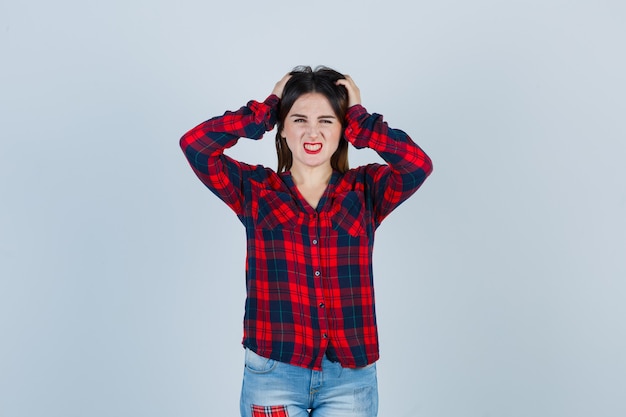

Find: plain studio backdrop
<box><xmin>1</xmin><ymin>1</ymin><xmax>625</xmax><ymax>416</ymax></box>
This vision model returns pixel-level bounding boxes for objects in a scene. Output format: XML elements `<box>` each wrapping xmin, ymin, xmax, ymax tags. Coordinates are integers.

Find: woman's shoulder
<box><xmin>245</xmin><ymin>163</ymin><xmax>278</xmax><ymax>181</ymax></box>
<box><xmin>340</xmin><ymin>163</ymin><xmax>388</xmax><ymax>181</ymax></box>
<box><xmin>333</xmin><ymin>163</ymin><xmax>387</xmax><ymax>193</ymax></box>
<box><xmin>244</xmin><ymin>165</ymin><xmax>292</xmax><ymax>191</ymax></box>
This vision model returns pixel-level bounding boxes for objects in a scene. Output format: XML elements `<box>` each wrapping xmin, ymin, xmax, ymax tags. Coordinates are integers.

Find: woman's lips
<box><xmin>304</xmin><ymin>142</ymin><xmax>322</xmax><ymax>154</ymax></box>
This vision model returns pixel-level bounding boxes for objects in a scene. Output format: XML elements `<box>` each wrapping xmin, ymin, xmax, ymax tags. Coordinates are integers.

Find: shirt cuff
<box><xmin>265</xmin><ymin>94</ymin><xmax>280</xmax><ymax>106</ymax></box>
<box><xmin>346</xmin><ymin>104</ymin><xmax>367</xmax><ymax>120</ymax></box>
<box><xmin>345</xmin><ymin>104</ymin><xmax>369</xmax><ymax>149</ymax></box>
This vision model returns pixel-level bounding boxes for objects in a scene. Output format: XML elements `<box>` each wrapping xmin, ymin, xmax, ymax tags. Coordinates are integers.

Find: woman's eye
<box><xmin>294</xmin><ymin>119</ymin><xmax>305</xmax><ymax>123</ymax></box>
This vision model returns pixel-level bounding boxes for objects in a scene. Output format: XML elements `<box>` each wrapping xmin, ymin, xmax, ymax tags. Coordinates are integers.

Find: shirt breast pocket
<box><xmin>256</xmin><ymin>189</ymin><xmax>298</xmax><ymax>230</ymax></box>
<box><xmin>331</xmin><ymin>191</ymin><xmax>367</xmax><ymax>238</ymax></box>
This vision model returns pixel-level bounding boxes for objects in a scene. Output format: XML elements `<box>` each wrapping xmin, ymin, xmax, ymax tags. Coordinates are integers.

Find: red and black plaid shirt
<box><xmin>180</xmin><ymin>95</ymin><xmax>432</xmax><ymax>370</ymax></box>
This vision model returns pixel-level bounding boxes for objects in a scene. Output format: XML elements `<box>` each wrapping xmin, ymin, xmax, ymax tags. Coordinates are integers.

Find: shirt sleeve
<box><xmin>344</xmin><ymin>104</ymin><xmax>434</xmax><ymax>225</ymax></box>
<box><xmin>179</xmin><ymin>95</ymin><xmax>280</xmax><ymax>216</ymax></box>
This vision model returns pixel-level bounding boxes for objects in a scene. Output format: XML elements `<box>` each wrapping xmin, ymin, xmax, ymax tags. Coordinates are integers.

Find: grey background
<box><xmin>1</xmin><ymin>1</ymin><xmax>625</xmax><ymax>416</ymax></box>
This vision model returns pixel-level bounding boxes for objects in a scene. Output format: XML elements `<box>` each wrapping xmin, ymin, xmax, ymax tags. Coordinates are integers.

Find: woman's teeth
<box><xmin>304</xmin><ymin>143</ymin><xmax>322</xmax><ymax>151</ymax></box>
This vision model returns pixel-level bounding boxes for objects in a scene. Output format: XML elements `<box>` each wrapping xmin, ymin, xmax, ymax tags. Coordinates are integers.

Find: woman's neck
<box><xmin>290</xmin><ymin>164</ymin><xmax>333</xmax><ymax>188</ymax></box>
<box><xmin>289</xmin><ymin>165</ymin><xmax>333</xmax><ymax>209</ymax></box>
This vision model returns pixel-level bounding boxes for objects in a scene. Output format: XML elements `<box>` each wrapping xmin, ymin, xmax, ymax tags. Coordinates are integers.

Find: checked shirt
<box><xmin>180</xmin><ymin>95</ymin><xmax>433</xmax><ymax>370</ymax></box>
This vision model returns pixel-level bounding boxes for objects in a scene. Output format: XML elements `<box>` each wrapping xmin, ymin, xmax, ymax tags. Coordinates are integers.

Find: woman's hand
<box><xmin>336</xmin><ymin>75</ymin><xmax>361</xmax><ymax>107</ymax></box>
<box><xmin>271</xmin><ymin>73</ymin><xmax>292</xmax><ymax>99</ymax></box>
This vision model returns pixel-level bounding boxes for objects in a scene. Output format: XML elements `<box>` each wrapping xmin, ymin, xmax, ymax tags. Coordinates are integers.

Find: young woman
<box><xmin>180</xmin><ymin>66</ymin><xmax>433</xmax><ymax>417</ymax></box>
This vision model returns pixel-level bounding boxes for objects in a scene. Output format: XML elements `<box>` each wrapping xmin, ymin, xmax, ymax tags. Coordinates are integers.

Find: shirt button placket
<box><xmin>311</xmin><ymin>212</ymin><xmax>328</xmax><ymax>356</ymax></box>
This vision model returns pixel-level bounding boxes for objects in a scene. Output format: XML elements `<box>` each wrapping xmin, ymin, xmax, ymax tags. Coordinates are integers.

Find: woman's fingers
<box><xmin>336</xmin><ymin>75</ymin><xmax>361</xmax><ymax>107</ymax></box>
<box><xmin>272</xmin><ymin>73</ymin><xmax>292</xmax><ymax>99</ymax></box>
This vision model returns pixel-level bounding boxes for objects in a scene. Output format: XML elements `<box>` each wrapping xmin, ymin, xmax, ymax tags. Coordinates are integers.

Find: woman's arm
<box><xmin>338</xmin><ymin>76</ymin><xmax>434</xmax><ymax>224</ymax></box>
<box><xmin>179</xmin><ymin>95</ymin><xmax>279</xmax><ymax>216</ymax></box>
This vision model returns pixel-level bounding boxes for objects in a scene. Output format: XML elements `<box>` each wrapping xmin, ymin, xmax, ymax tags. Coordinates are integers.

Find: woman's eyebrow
<box><xmin>289</xmin><ymin>113</ymin><xmax>337</xmax><ymax>119</ymax></box>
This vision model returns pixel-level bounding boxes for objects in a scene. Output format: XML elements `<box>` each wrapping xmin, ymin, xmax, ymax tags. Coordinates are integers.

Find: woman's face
<box><xmin>281</xmin><ymin>92</ymin><xmax>342</xmax><ymax>172</ymax></box>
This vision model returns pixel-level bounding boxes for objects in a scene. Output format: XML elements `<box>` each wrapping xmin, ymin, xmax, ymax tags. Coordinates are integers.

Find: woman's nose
<box><xmin>307</xmin><ymin>125</ymin><xmax>319</xmax><ymax>138</ymax></box>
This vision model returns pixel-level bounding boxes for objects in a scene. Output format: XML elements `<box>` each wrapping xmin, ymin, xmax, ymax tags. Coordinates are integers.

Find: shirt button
<box><xmin>322</xmin><ymin>333</ymin><xmax>328</xmax><ymax>339</ymax></box>
<box><xmin>312</xmin><ymin>239</ymin><xmax>318</xmax><ymax>245</ymax></box>
<box><xmin>314</xmin><ymin>270</ymin><xmax>321</xmax><ymax>277</ymax></box>
<box><xmin>319</xmin><ymin>302</ymin><xmax>325</xmax><ymax>308</ymax></box>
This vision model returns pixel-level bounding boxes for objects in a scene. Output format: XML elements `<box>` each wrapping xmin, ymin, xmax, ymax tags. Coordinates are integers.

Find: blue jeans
<box><xmin>240</xmin><ymin>348</ymin><xmax>378</xmax><ymax>417</ymax></box>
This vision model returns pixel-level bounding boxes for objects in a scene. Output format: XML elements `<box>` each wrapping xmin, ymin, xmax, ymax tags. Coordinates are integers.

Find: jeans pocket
<box><xmin>245</xmin><ymin>348</ymin><xmax>278</xmax><ymax>374</ymax></box>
